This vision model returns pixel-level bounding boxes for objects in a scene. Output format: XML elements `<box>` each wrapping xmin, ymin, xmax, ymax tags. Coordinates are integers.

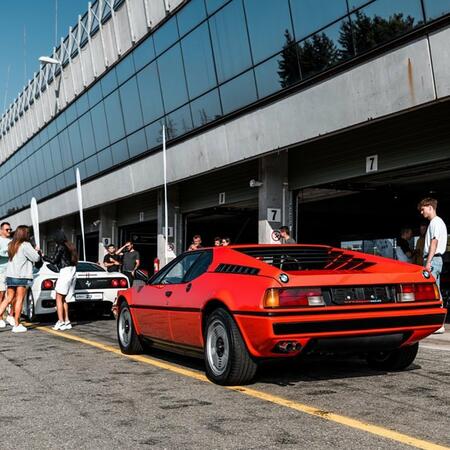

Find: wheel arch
<box><xmin>201</xmin><ymin>299</ymin><xmax>233</xmax><ymax>337</ymax></box>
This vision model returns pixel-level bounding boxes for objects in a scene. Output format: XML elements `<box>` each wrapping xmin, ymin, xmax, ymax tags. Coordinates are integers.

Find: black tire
<box><xmin>25</xmin><ymin>290</ymin><xmax>36</xmax><ymax>322</ymax></box>
<box><xmin>366</xmin><ymin>342</ymin><xmax>419</xmax><ymax>371</ymax></box>
<box><xmin>117</xmin><ymin>302</ymin><xmax>143</xmax><ymax>354</ymax></box>
<box><xmin>204</xmin><ymin>308</ymin><xmax>257</xmax><ymax>385</ymax></box>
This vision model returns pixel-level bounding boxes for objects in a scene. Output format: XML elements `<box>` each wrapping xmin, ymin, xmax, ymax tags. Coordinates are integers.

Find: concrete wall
<box><xmin>6</xmin><ymin>26</ymin><xmax>450</xmax><ymax>227</ymax></box>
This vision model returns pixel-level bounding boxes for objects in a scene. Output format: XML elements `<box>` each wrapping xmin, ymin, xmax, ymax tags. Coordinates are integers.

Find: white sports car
<box><xmin>24</xmin><ymin>261</ymin><xmax>129</xmax><ymax>321</ymax></box>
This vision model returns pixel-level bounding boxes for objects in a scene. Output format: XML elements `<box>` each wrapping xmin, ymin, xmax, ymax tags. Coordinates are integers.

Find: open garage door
<box><xmin>119</xmin><ymin>221</ymin><xmax>157</xmax><ymax>274</ymax></box>
<box><xmin>297</xmin><ymin>160</ymin><xmax>450</xmax><ymax>247</ymax></box>
<box><xmin>184</xmin><ymin>201</ymin><xmax>258</xmax><ymax>249</ymax></box>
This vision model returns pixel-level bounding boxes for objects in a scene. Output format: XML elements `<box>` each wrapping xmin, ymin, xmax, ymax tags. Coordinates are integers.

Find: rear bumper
<box><xmin>233</xmin><ymin>304</ymin><xmax>446</xmax><ymax>358</ymax></box>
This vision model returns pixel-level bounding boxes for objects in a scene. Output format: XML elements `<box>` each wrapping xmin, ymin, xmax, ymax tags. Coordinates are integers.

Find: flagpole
<box><xmin>76</xmin><ymin>168</ymin><xmax>86</xmax><ymax>261</ymax></box>
<box><xmin>163</xmin><ymin>124</ymin><xmax>168</xmax><ymax>264</ymax></box>
<box><xmin>30</xmin><ymin>197</ymin><xmax>40</xmax><ymax>249</ymax></box>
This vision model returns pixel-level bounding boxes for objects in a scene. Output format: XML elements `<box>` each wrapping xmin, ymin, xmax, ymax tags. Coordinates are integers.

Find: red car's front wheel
<box><xmin>117</xmin><ymin>302</ymin><xmax>143</xmax><ymax>355</ymax></box>
<box><xmin>204</xmin><ymin>308</ymin><xmax>257</xmax><ymax>385</ymax></box>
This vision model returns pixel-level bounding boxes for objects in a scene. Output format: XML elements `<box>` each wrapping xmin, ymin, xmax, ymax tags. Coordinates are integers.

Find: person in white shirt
<box><xmin>418</xmin><ymin>197</ymin><xmax>447</xmax><ymax>334</ymax></box>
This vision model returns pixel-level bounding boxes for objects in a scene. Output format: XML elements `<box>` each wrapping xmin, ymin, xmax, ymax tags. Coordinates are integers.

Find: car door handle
<box><xmin>186</xmin><ymin>283</ymin><xmax>192</xmax><ymax>293</ymax></box>
<box><xmin>165</xmin><ymin>291</ymin><xmax>172</xmax><ymax>297</ymax></box>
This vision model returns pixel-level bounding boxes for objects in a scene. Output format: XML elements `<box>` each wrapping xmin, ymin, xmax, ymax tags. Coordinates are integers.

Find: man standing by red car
<box><xmin>418</xmin><ymin>197</ymin><xmax>447</xmax><ymax>334</ymax></box>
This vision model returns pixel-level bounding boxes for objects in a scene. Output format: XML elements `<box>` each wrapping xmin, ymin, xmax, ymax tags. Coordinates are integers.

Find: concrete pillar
<box><xmin>98</xmin><ymin>205</ymin><xmax>117</xmax><ymax>262</ymax></box>
<box><xmin>157</xmin><ymin>187</ymin><xmax>181</xmax><ymax>267</ymax></box>
<box><xmin>258</xmin><ymin>152</ymin><xmax>290</xmax><ymax>244</ymax></box>
<box><xmin>60</xmin><ymin>216</ymin><xmax>77</xmax><ymax>245</ymax></box>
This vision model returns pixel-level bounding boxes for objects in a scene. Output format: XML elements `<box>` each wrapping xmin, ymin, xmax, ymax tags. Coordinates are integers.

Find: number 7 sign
<box><xmin>366</xmin><ymin>154</ymin><xmax>378</xmax><ymax>173</ymax></box>
<box><xmin>267</xmin><ymin>208</ymin><xmax>281</xmax><ymax>223</ymax></box>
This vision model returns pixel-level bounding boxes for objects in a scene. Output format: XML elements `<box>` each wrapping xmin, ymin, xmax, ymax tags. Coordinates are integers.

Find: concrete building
<box><xmin>2</xmin><ymin>0</ymin><xmax>450</xmax><ymax>271</ymax></box>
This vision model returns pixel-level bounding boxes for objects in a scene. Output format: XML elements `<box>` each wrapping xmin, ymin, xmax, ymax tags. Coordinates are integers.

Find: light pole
<box><xmin>38</xmin><ymin>55</ymin><xmax>63</xmax><ymax>113</ymax></box>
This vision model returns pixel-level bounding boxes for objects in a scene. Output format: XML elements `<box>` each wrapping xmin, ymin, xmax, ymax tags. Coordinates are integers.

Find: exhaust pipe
<box><xmin>274</xmin><ymin>341</ymin><xmax>302</xmax><ymax>353</ymax></box>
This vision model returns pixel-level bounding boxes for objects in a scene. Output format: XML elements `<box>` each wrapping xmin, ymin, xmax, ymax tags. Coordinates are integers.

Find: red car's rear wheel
<box><xmin>366</xmin><ymin>342</ymin><xmax>419</xmax><ymax>371</ymax></box>
<box><xmin>117</xmin><ymin>302</ymin><xmax>143</xmax><ymax>354</ymax></box>
<box><xmin>204</xmin><ymin>308</ymin><xmax>257</xmax><ymax>385</ymax></box>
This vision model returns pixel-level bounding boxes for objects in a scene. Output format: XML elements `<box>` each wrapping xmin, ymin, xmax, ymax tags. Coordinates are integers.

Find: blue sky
<box><xmin>0</xmin><ymin>0</ymin><xmax>89</xmax><ymax>113</ymax></box>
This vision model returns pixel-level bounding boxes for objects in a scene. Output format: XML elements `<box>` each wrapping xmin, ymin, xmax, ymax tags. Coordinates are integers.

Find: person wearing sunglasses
<box><xmin>0</xmin><ymin>222</ymin><xmax>13</xmax><ymax>328</ymax></box>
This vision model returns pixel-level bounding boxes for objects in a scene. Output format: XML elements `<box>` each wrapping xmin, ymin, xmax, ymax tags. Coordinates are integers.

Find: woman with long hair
<box><xmin>0</xmin><ymin>225</ymin><xmax>40</xmax><ymax>333</ymax></box>
<box><xmin>43</xmin><ymin>230</ymin><xmax>78</xmax><ymax>331</ymax></box>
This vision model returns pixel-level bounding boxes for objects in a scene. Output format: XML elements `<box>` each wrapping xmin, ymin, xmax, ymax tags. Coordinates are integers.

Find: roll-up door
<box><xmin>289</xmin><ymin>101</ymin><xmax>450</xmax><ymax>190</ymax></box>
<box><xmin>116</xmin><ymin>190</ymin><xmax>158</xmax><ymax>227</ymax></box>
<box><xmin>179</xmin><ymin>161</ymin><xmax>258</xmax><ymax>213</ymax></box>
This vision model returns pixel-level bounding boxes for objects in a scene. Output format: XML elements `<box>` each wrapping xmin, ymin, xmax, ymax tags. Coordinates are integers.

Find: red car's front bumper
<box><xmin>233</xmin><ymin>302</ymin><xmax>446</xmax><ymax>358</ymax></box>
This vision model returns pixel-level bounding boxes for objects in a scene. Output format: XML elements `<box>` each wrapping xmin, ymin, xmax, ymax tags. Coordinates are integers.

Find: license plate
<box><xmin>75</xmin><ymin>292</ymin><xmax>103</xmax><ymax>300</ymax></box>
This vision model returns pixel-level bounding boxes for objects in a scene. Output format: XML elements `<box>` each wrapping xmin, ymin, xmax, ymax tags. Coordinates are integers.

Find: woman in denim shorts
<box><xmin>0</xmin><ymin>226</ymin><xmax>40</xmax><ymax>333</ymax></box>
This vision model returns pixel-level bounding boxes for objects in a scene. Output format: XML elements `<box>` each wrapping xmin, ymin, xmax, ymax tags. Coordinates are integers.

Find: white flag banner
<box><xmin>76</xmin><ymin>168</ymin><xmax>86</xmax><ymax>261</ymax></box>
<box><xmin>30</xmin><ymin>197</ymin><xmax>40</xmax><ymax>249</ymax></box>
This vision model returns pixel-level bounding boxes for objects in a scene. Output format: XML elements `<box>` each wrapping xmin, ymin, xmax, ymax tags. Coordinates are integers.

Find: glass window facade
<box><xmin>1</xmin><ymin>0</ymin><xmax>448</xmax><ymax>218</ymax></box>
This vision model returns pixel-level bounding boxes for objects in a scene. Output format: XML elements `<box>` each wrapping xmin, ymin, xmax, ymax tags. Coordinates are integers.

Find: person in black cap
<box><xmin>43</xmin><ymin>230</ymin><xmax>78</xmax><ymax>331</ymax></box>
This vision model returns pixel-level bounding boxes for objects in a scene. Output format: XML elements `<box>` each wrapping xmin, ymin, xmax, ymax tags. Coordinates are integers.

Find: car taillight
<box><xmin>119</xmin><ymin>278</ymin><xmax>128</xmax><ymax>288</ymax></box>
<box><xmin>41</xmin><ymin>279</ymin><xmax>55</xmax><ymax>290</ymax></box>
<box><xmin>264</xmin><ymin>288</ymin><xmax>325</xmax><ymax>308</ymax></box>
<box><xmin>111</xmin><ymin>279</ymin><xmax>119</xmax><ymax>288</ymax></box>
<box><xmin>397</xmin><ymin>283</ymin><xmax>440</xmax><ymax>302</ymax></box>
<box><xmin>111</xmin><ymin>278</ymin><xmax>128</xmax><ymax>288</ymax></box>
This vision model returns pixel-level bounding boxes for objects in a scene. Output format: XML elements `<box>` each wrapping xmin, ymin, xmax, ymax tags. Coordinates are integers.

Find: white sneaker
<box><xmin>11</xmin><ymin>324</ymin><xmax>27</xmax><ymax>333</ymax></box>
<box><xmin>6</xmin><ymin>316</ymin><xmax>15</xmax><ymax>327</ymax></box>
<box><xmin>64</xmin><ymin>321</ymin><xmax>72</xmax><ymax>330</ymax></box>
<box><xmin>0</xmin><ymin>320</ymin><xmax>6</xmax><ymax>329</ymax></box>
<box><xmin>52</xmin><ymin>321</ymin><xmax>65</xmax><ymax>331</ymax></box>
<box><xmin>433</xmin><ymin>325</ymin><xmax>446</xmax><ymax>334</ymax></box>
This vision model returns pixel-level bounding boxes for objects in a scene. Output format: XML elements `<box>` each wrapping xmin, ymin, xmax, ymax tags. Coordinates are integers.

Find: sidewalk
<box><xmin>423</xmin><ymin>323</ymin><xmax>449</xmax><ymax>347</ymax></box>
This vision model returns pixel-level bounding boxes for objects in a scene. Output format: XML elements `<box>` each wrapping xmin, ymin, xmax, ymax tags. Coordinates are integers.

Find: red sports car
<box><xmin>116</xmin><ymin>245</ymin><xmax>445</xmax><ymax>385</ymax></box>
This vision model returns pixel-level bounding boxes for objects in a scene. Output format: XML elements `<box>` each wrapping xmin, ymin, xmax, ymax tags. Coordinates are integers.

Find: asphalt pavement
<box><xmin>0</xmin><ymin>318</ymin><xmax>448</xmax><ymax>450</ymax></box>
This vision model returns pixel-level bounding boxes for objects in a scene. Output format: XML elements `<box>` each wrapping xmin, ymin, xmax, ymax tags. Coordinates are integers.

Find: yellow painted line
<box><xmin>36</xmin><ymin>325</ymin><xmax>449</xmax><ymax>450</ymax></box>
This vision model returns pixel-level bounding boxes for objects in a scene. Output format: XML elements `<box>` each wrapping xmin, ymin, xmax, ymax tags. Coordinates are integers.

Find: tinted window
<box><xmin>190</xmin><ymin>89</ymin><xmax>222</xmax><ymax>128</ymax></box>
<box><xmin>145</xmin><ymin>120</ymin><xmax>163</xmax><ymax>150</ymax></box>
<box><xmin>77</xmin><ymin>92</ymin><xmax>90</xmax><ymax>116</ymax></box>
<box><xmin>299</xmin><ymin>18</ymin><xmax>353</xmax><ymax>79</ymax></box>
<box><xmin>97</xmin><ymin>147</ymin><xmax>113</xmax><ymax>171</ymax></box>
<box><xmin>127</xmin><ymin>129</ymin><xmax>148</xmax><ymax>158</ymax></box>
<box><xmin>244</xmin><ymin>0</ymin><xmax>293</xmax><ymax>64</ymax></box>
<box><xmin>77</xmin><ymin>262</ymin><xmax>106</xmax><ymax>272</ymax></box>
<box><xmin>350</xmin><ymin>0</ymin><xmax>424</xmax><ymax>55</ymax></box>
<box><xmin>67</xmin><ymin>122</ymin><xmax>84</xmax><ymax>163</ymax></box>
<box><xmin>111</xmin><ymin>138</ymin><xmax>130</xmax><ymax>165</ymax></box>
<box><xmin>119</xmin><ymin>76</ymin><xmax>144</xmax><ymax>134</ymax></box>
<box><xmin>158</xmin><ymin>44</ymin><xmax>189</xmax><ymax>112</ymax></box>
<box><xmin>220</xmin><ymin>70</ymin><xmax>257</xmax><ymax>114</ymax></box>
<box><xmin>104</xmin><ymin>90</ymin><xmax>126</xmax><ymax>143</ymax></box>
<box><xmin>177</xmin><ymin>0</ymin><xmax>206</xmax><ymax>36</ymax></box>
<box><xmin>133</xmin><ymin>36</ymin><xmax>156</xmax><ymax>71</ymax></box>
<box><xmin>90</xmin><ymin>102</ymin><xmax>110</xmax><ymax>150</ymax></box>
<box><xmin>78</xmin><ymin>113</ymin><xmax>96</xmax><ymax>157</ymax></box>
<box><xmin>181</xmin><ymin>23</ymin><xmax>217</xmax><ymax>99</ymax></box>
<box><xmin>290</xmin><ymin>0</ymin><xmax>348</xmax><ymax>40</ymax></box>
<box><xmin>49</xmin><ymin>137</ymin><xmax>63</xmax><ymax>174</ymax></box>
<box><xmin>158</xmin><ymin>252</ymin><xmax>202</xmax><ymax>284</ymax></box>
<box><xmin>209</xmin><ymin>0</ymin><xmax>253</xmax><ymax>82</ymax></box>
<box><xmin>255</xmin><ymin>48</ymin><xmax>300</xmax><ymax>98</ymax></box>
<box><xmin>137</xmin><ymin>62</ymin><xmax>164</xmax><ymax>124</ymax></box>
<box><xmin>116</xmin><ymin>53</ymin><xmax>136</xmax><ymax>84</ymax></box>
<box><xmin>166</xmin><ymin>104</ymin><xmax>193</xmax><ymax>139</ymax></box>
<box><xmin>423</xmin><ymin>0</ymin><xmax>450</xmax><ymax>20</ymax></box>
<box><xmin>88</xmin><ymin>82</ymin><xmax>103</xmax><ymax>107</ymax></box>
<box><xmin>58</xmin><ymin>128</ymin><xmax>74</xmax><ymax>169</ymax></box>
<box><xmin>101</xmin><ymin>69</ymin><xmax>118</xmax><ymax>97</ymax></box>
<box><xmin>154</xmin><ymin>16</ymin><xmax>179</xmax><ymax>55</ymax></box>
<box><xmin>205</xmin><ymin>0</ymin><xmax>229</xmax><ymax>15</ymax></box>
<box><xmin>184</xmin><ymin>251</ymin><xmax>212</xmax><ymax>282</ymax></box>
<box><xmin>85</xmin><ymin>154</ymin><xmax>99</xmax><ymax>177</ymax></box>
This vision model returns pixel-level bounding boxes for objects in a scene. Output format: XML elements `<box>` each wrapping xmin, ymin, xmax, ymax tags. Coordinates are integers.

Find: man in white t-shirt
<box><xmin>0</xmin><ymin>222</ymin><xmax>13</xmax><ymax>328</ymax></box>
<box><xmin>418</xmin><ymin>197</ymin><xmax>447</xmax><ymax>334</ymax></box>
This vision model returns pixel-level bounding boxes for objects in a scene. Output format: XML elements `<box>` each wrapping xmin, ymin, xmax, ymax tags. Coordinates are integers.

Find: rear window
<box><xmin>236</xmin><ymin>246</ymin><xmax>374</xmax><ymax>271</ymax></box>
<box><xmin>77</xmin><ymin>262</ymin><xmax>106</xmax><ymax>272</ymax></box>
